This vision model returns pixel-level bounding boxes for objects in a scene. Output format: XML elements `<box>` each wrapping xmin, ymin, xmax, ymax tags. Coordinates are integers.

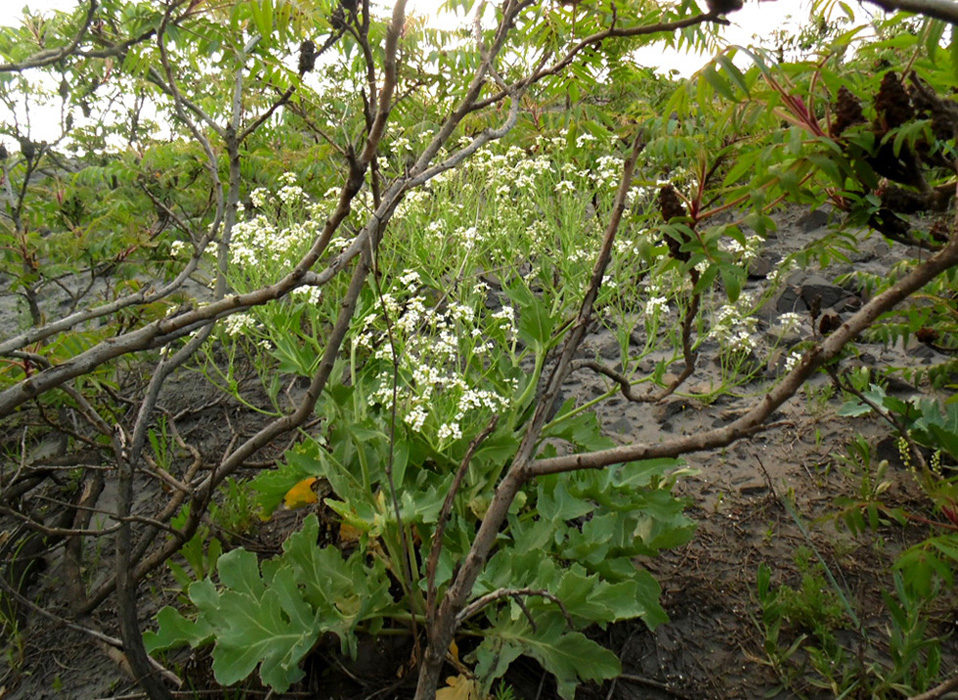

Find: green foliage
<box><xmin>4</xmin><ymin>0</ymin><xmax>958</xmax><ymax>698</ymax></box>
<box><xmin>146</xmin><ymin>515</ymin><xmax>394</xmax><ymax>692</ymax></box>
<box><xmin>160</xmin><ymin>303</ymin><xmax>694</xmax><ymax>696</ymax></box>
<box><xmin>756</xmin><ymin>550</ymin><xmax>944</xmax><ymax>698</ymax></box>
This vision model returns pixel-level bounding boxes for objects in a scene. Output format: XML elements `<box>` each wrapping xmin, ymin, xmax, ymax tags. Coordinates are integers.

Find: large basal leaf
<box><xmin>473</xmin><ymin>614</ymin><xmax>620</xmax><ymax>699</ymax></box>
<box><xmin>143</xmin><ymin>603</ymin><xmax>214</xmax><ymax>652</ymax></box>
<box><xmin>146</xmin><ymin>515</ymin><xmax>394</xmax><ymax>691</ymax></box>
<box><xmin>210</xmin><ymin>563</ymin><xmax>319</xmax><ymax>691</ymax></box>
<box><xmin>280</xmin><ymin>515</ymin><xmax>394</xmax><ymax>657</ymax></box>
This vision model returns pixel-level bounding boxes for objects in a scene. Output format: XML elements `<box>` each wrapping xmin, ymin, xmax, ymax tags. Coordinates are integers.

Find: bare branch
<box><xmin>456</xmin><ymin>587</ymin><xmax>575</xmax><ymax>629</ymax></box>
<box><xmin>863</xmin><ymin>0</ymin><xmax>958</xmax><ymax>24</ymax></box>
<box><xmin>908</xmin><ymin>674</ymin><xmax>958</xmax><ymax>700</ymax></box>
<box><xmin>470</xmin><ymin>11</ymin><xmax>721</xmax><ymax>113</ymax></box>
<box><xmin>530</xmin><ymin>230</ymin><xmax>958</xmax><ymax>477</ymax></box>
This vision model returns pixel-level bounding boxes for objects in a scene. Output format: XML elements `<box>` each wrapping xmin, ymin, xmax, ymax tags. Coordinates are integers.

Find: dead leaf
<box><xmin>435</xmin><ymin>673</ymin><xmax>482</xmax><ymax>700</ymax></box>
<box><xmin>284</xmin><ymin>477</ymin><xmax>319</xmax><ymax>509</ymax></box>
<box><xmin>338</xmin><ymin>521</ymin><xmax>363</xmax><ymax>545</ymax></box>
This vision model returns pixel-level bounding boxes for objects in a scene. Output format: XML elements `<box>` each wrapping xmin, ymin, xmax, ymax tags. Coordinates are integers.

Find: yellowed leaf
<box><xmin>338</xmin><ymin>521</ymin><xmax>363</xmax><ymax>545</ymax></box>
<box><xmin>435</xmin><ymin>674</ymin><xmax>481</xmax><ymax>700</ymax></box>
<box><xmin>284</xmin><ymin>477</ymin><xmax>319</xmax><ymax>509</ymax></box>
<box><xmin>448</xmin><ymin>639</ymin><xmax>460</xmax><ymax>664</ymax></box>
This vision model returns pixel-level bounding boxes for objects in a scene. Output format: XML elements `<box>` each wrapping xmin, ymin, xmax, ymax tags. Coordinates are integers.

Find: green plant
<box><xmin>146</xmin><ymin>515</ymin><xmax>395</xmax><ymax>692</ymax></box>
<box><xmin>3</xmin><ymin>1</ymin><xmax>958</xmax><ymax>699</ymax></box>
<box><xmin>209</xmin><ymin>478</ymin><xmax>259</xmax><ymax>539</ymax></box>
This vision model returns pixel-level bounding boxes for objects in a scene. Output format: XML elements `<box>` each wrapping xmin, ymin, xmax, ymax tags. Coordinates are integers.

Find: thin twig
<box><xmin>426</xmin><ymin>416</ymin><xmax>499</xmax><ymax>626</ymax></box>
<box><xmin>455</xmin><ymin>587</ymin><xmax>575</xmax><ymax>629</ymax></box>
<box><xmin>908</xmin><ymin>674</ymin><xmax>958</xmax><ymax>700</ymax></box>
<box><xmin>618</xmin><ymin>673</ymin><xmax>694</xmax><ymax>700</ymax></box>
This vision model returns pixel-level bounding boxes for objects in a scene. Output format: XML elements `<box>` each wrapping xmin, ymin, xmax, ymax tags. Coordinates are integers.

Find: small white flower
<box><xmin>291</xmin><ymin>286</ymin><xmax>322</xmax><ymax>304</ymax></box>
<box><xmin>277</xmin><ymin>185</ymin><xmax>305</xmax><ymax>206</ymax></box>
<box><xmin>492</xmin><ymin>306</ymin><xmax>515</xmax><ymax>329</ymax></box>
<box><xmin>437</xmin><ymin>422</ymin><xmax>462</xmax><ymax>441</ymax></box>
<box><xmin>250</xmin><ymin>187</ymin><xmax>270</xmax><ymax>208</ymax></box>
<box><xmin>783</xmin><ymin>350</ymin><xmax>803</xmax><ymax>372</ymax></box>
<box><xmin>575</xmin><ymin>132</ymin><xmax>597</xmax><ymax>149</ymax></box>
<box><xmin>729</xmin><ymin>330</ymin><xmax>753</xmax><ymax>353</ymax></box>
<box><xmin>777</xmin><ymin>312</ymin><xmax>805</xmax><ymax>333</ymax></box>
<box><xmin>554</xmin><ymin>180</ymin><xmax>576</xmax><ymax>194</ymax></box>
<box><xmin>399</xmin><ymin>270</ymin><xmax>421</xmax><ymax>291</ymax></box>
<box><xmin>170</xmin><ymin>240</ymin><xmax>189</xmax><ymax>258</ymax></box>
<box><xmin>224</xmin><ymin>313</ymin><xmax>257</xmax><ymax>337</ymax></box>
<box><xmin>645</xmin><ymin>296</ymin><xmax>669</xmax><ymax>316</ymax></box>
<box><xmin>404</xmin><ymin>404</ymin><xmax>428</xmax><ymax>432</ymax></box>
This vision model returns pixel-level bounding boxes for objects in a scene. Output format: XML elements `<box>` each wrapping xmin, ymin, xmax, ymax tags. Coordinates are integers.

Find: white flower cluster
<box><xmin>473</xmin><ymin>145</ymin><xmax>553</xmax><ymax>197</ymax></box>
<box><xmin>290</xmin><ymin>286</ymin><xmax>322</xmax><ymax>305</ymax></box>
<box><xmin>576</xmin><ymin>131</ymin><xmax>597</xmax><ymax>148</ymax></box>
<box><xmin>645</xmin><ymin>295</ymin><xmax>669</xmax><ymax>316</ymax></box>
<box><xmin>394</xmin><ymin>188</ymin><xmax>432</xmax><ymax>220</ymax></box>
<box><xmin>591</xmin><ymin>155</ymin><xmax>623</xmax><ymax>189</ymax></box>
<box><xmin>224</xmin><ymin>313</ymin><xmax>257</xmax><ymax>337</ymax></box>
<box><xmin>250</xmin><ymin>187</ymin><xmax>272</xmax><ymax>208</ymax></box>
<box><xmin>709</xmin><ymin>294</ymin><xmax>759</xmax><ymax>354</ymax></box>
<box><xmin>783</xmin><ymin>350</ymin><xmax>804</xmax><ymax>372</ymax></box>
<box><xmin>229</xmin><ymin>213</ymin><xmax>321</xmax><ymax>269</ymax></box>
<box><xmin>170</xmin><ymin>240</ymin><xmax>189</xmax><ymax>258</ymax></box>
<box><xmin>360</xmin><ymin>276</ymin><xmax>517</xmax><ymax>444</ymax></box>
<box><xmin>721</xmin><ymin>234</ymin><xmax>764</xmax><ymax>262</ymax></box>
<box><xmin>454</xmin><ymin>225</ymin><xmax>489</xmax><ymax>252</ymax></box>
<box><xmin>776</xmin><ymin>312</ymin><xmax>805</xmax><ymax>334</ymax></box>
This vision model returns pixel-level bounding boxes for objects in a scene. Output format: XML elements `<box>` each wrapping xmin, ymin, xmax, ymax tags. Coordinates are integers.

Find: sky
<box><xmin>0</xmin><ymin>0</ymin><xmax>828</xmax><ymax>77</ymax></box>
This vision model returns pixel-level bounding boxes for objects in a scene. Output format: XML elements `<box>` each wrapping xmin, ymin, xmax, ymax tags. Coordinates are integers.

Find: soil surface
<box><xmin>2</xmin><ymin>205</ymin><xmax>956</xmax><ymax>700</ymax></box>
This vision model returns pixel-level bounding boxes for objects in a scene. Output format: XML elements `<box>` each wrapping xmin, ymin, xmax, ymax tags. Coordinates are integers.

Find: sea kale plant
<box><xmin>1</xmin><ymin>0</ymin><xmax>957</xmax><ymax>698</ymax></box>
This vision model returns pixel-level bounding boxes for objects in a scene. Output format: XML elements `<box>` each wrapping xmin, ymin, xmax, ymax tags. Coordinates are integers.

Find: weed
<box><xmin>209</xmin><ymin>477</ymin><xmax>259</xmax><ymax>539</ymax></box>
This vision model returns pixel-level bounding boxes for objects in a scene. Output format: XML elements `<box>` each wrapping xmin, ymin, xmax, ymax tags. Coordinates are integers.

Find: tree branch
<box><xmin>530</xmin><ymin>229</ymin><xmax>958</xmax><ymax>477</ymax></box>
<box><xmin>863</xmin><ymin>0</ymin><xmax>958</xmax><ymax>24</ymax></box>
<box><xmin>0</xmin><ymin>0</ymin><xmax>98</xmax><ymax>73</ymax></box>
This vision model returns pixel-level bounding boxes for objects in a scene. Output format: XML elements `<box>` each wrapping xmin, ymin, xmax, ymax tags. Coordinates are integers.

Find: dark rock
<box><xmin>598</xmin><ymin>337</ymin><xmax>620</xmax><ymax>361</ymax></box>
<box><xmin>773</xmin><ymin>271</ymin><xmax>860</xmax><ymax>313</ymax></box>
<box><xmin>747</xmin><ymin>255</ymin><xmax>773</xmax><ymax>279</ymax></box>
<box><xmin>884</xmin><ymin>374</ymin><xmax>917</xmax><ymax>394</ymax></box>
<box><xmin>797</xmin><ymin>209</ymin><xmax>829</xmax><ymax>233</ymax></box>
<box><xmin>654</xmin><ymin>397</ymin><xmax>698</xmax><ymax>423</ymax></box>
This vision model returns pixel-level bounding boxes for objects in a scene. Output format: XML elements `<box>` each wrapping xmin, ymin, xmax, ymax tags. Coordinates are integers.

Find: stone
<box><xmin>747</xmin><ymin>255</ymin><xmax>773</xmax><ymax>280</ymax></box>
<box><xmin>797</xmin><ymin>208</ymin><xmax>829</xmax><ymax>233</ymax></box>
<box><xmin>773</xmin><ymin>271</ymin><xmax>860</xmax><ymax>313</ymax></box>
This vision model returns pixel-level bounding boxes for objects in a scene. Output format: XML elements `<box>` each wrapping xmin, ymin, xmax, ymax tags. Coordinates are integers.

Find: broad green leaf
<box><xmin>282</xmin><ymin>515</ymin><xmax>393</xmax><ymax>657</ymax></box>
<box><xmin>143</xmin><ymin>605</ymin><xmax>214</xmax><ymax>652</ymax></box>
<box><xmin>210</xmin><ymin>565</ymin><xmax>319</xmax><ymax>691</ymax></box>
<box><xmin>474</xmin><ymin>615</ymin><xmax>620</xmax><ymax>699</ymax></box>
<box><xmin>506</xmin><ymin>281</ymin><xmax>558</xmax><ymax>352</ymax></box>
<box><xmin>537</xmin><ymin>476</ymin><xmax>593</xmax><ymax>522</ymax></box>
